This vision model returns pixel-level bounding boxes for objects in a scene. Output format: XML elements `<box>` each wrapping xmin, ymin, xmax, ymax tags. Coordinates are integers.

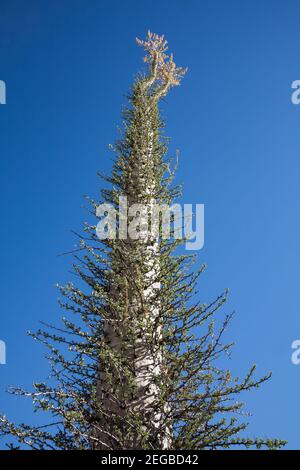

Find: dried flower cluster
<box><xmin>136</xmin><ymin>31</ymin><xmax>187</xmax><ymax>89</ymax></box>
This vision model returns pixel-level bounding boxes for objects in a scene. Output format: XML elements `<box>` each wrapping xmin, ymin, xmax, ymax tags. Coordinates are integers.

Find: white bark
<box><xmin>96</xmin><ymin>95</ymin><xmax>171</xmax><ymax>449</ymax></box>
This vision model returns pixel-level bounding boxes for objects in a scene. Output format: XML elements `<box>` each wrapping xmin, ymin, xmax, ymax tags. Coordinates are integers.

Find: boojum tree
<box><xmin>0</xmin><ymin>32</ymin><xmax>286</xmax><ymax>450</ymax></box>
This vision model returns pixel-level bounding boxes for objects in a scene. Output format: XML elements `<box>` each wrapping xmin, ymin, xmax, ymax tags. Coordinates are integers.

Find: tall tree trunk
<box><xmin>96</xmin><ymin>82</ymin><xmax>170</xmax><ymax>449</ymax></box>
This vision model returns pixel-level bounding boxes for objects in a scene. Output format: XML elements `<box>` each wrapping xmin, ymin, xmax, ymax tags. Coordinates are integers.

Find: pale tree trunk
<box><xmin>96</xmin><ymin>98</ymin><xmax>171</xmax><ymax>449</ymax></box>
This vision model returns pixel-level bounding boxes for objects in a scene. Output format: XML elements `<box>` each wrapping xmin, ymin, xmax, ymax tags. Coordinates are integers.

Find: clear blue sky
<box><xmin>0</xmin><ymin>0</ymin><xmax>299</xmax><ymax>448</ymax></box>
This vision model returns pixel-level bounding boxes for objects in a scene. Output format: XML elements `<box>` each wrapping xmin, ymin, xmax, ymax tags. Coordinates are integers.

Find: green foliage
<box><xmin>0</xmin><ymin>32</ymin><xmax>286</xmax><ymax>450</ymax></box>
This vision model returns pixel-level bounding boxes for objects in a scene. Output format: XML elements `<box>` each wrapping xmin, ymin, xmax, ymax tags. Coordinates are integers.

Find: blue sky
<box><xmin>0</xmin><ymin>0</ymin><xmax>299</xmax><ymax>448</ymax></box>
